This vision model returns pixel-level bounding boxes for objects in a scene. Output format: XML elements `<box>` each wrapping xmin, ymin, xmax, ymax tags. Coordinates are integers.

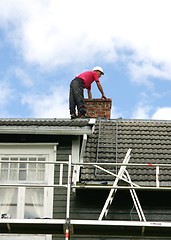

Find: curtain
<box><xmin>0</xmin><ymin>156</ymin><xmax>45</xmax><ymax>219</ymax></box>
<box><xmin>0</xmin><ymin>158</ymin><xmax>18</xmax><ymax>218</ymax></box>
<box><xmin>25</xmin><ymin>188</ymin><xmax>44</xmax><ymax>218</ymax></box>
<box><xmin>0</xmin><ymin>188</ymin><xmax>17</xmax><ymax>218</ymax></box>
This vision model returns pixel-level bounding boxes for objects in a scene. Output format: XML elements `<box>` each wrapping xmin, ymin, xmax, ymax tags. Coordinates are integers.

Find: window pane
<box><xmin>24</xmin><ymin>188</ymin><xmax>44</xmax><ymax>219</ymax></box>
<box><xmin>37</xmin><ymin>170</ymin><xmax>45</xmax><ymax>181</ymax></box>
<box><xmin>37</xmin><ymin>157</ymin><xmax>45</xmax><ymax>181</ymax></box>
<box><xmin>19</xmin><ymin>170</ymin><xmax>26</xmax><ymax>180</ymax></box>
<box><xmin>10</xmin><ymin>162</ymin><xmax>18</xmax><ymax>168</ymax></box>
<box><xmin>0</xmin><ymin>158</ymin><xmax>9</xmax><ymax>180</ymax></box>
<box><xmin>20</xmin><ymin>162</ymin><xmax>26</xmax><ymax>168</ymax></box>
<box><xmin>0</xmin><ymin>170</ymin><xmax>8</xmax><ymax>181</ymax></box>
<box><xmin>1</xmin><ymin>162</ymin><xmax>8</xmax><ymax>168</ymax></box>
<box><xmin>9</xmin><ymin>169</ymin><xmax>18</xmax><ymax>181</ymax></box>
<box><xmin>1</xmin><ymin>157</ymin><xmax>9</xmax><ymax>161</ymax></box>
<box><xmin>0</xmin><ymin>188</ymin><xmax>17</xmax><ymax>219</ymax></box>
<box><xmin>10</xmin><ymin>158</ymin><xmax>19</xmax><ymax>181</ymax></box>
<box><xmin>19</xmin><ymin>158</ymin><xmax>27</xmax><ymax>180</ymax></box>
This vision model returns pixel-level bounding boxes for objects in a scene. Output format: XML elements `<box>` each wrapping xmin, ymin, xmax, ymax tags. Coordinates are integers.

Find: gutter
<box><xmin>0</xmin><ymin>119</ymin><xmax>96</xmax><ymax>136</ymax></box>
<box><xmin>0</xmin><ymin>126</ymin><xmax>93</xmax><ymax>135</ymax></box>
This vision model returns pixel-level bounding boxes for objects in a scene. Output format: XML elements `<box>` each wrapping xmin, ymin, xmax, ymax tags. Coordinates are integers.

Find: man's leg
<box><xmin>69</xmin><ymin>78</ymin><xmax>87</xmax><ymax>118</ymax></box>
<box><xmin>69</xmin><ymin>80</ymin><xmax>77</xmax><ymax>118</ymax></box>
<box><xmin>74</xmin><ymin>79</ymin><xmax>86</xmax><ymax>116</ymax></box>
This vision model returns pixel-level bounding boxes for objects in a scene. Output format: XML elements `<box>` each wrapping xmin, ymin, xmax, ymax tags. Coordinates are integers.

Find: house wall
<box><xmin>0</xmin><ymin>133</ymin><xmax>171</xmax><ymax>239</ymax></box>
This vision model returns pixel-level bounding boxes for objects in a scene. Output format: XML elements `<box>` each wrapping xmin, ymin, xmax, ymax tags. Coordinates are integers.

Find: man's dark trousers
<box><xmin>69</xmin><ymin>77</ymin><xmax>86</xmax><ymax>116</ymax></box>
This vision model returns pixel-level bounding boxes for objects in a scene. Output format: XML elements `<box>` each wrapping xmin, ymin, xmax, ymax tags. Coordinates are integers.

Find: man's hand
<box><xmin>96</xmin><ymin>82</ymin><xmax>107</xmax><ymax>99</ymax></box>
<box><xmin>101</xmin><ymin>94</ymin><xmax>107</xmax><ymax>99</ymax></box>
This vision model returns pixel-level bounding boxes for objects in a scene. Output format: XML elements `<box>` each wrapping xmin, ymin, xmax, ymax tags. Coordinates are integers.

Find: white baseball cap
<box><xmin>93</xmin><ymin>66</ymin><xmax>104</xmax><ymax>75</ymax></box>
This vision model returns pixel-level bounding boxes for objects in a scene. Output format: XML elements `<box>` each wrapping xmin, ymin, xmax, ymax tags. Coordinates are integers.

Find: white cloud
<box><xmin>128</xmin><ymin>62</ymin><xmax>171</xmax><ymax>86</ymax></box>
<box><xmin>1</xmin><ymin>0</ymin><xmax>171</xmax><ymax>119</ymax></box>
<box><xmin>111</xmin><ymin>106</ymin><xmax>123</xmax><ymax>119</ymax></box>
<box><xmin>132</xmin><ymin>104</ymin><xmax>171</xmax><ymax>121</ymax></box>
<box><xmin>152</xmin><ymin>107</ymin><xmax>171</xmax><ymax>120</ymax></box>
<box><xmin>0</xmin><ymin>0</ymin><xmax>171</xmax><ymax>79</ymax></box>
<box><xmin>131</xmin><ymin>103</ymin><xmax>151</xmax><ymax>119</ymax></box>
<box><xmin>21</xmin><ymin>86</ymin><xmax>69</xmax><ymax>118</ymax></box>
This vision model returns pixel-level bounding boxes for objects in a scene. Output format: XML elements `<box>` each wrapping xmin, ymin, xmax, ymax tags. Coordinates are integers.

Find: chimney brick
<box><xmin>84</xmin><ymin>98</ymin><xmax>112</xmax><ymax>119</ymax></box>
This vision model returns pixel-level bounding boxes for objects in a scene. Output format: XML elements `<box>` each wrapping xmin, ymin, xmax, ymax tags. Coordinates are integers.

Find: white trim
<box><xmin>0</xmin><ymin>126</ymin><xmax>92</xmax><ymax>135</ymax></box>
<box><xmin>80</xmin><ymin>134</ymin><xmax>87</xmax><ymax>163</ymax></box>
<box><xmin>71</xmin><ymin>137</ymin><xmax>81</xmax><ymax>186</ymax></box>
<box><xmin>1</xmin><ymin>218</ymin><xmax>170</xmax><ymax>227</ymax></box>
<box><xmin>0</xmin><ymin>143</ymin><xmax>58</xmax><ymax>146</ymax></box>
<box><xmin>71</xmin><ymin>219</ymin><xmax>171</xmax><ymax>227</ymax></box>
<box><xmin>0</xmin><ymin>144</ymin><xmax>57</xmax><ymax>240</ymax></box>
<box><xmin>0</xmin><ymin>219</ymin><xmax>171</xmax><ymax>236</ymax></box>
<box><xmin>0</xmin><ymin>235</ymin><xmax>48</xmax><ymax>240</ymax></box>
<box><xmin>17</xmin><ymin>187</ymin><xmax>25</xmax><ymax>218</ymax></box>
<box><xmin>71</xmin><ymin>137</ymin><xmax>80</xmax><ymax>163</ymax></box>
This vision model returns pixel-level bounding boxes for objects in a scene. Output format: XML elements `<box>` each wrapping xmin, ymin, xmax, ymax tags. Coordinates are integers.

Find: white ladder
<box><xmin>124</xmin><ymin>169</ymin><xmax>146</xmax><ymax>221</ymax></box>
<box><xmin>98</xmin><ymin>148</ymin><xmax>146</xmax><ymax>221</ymax></box>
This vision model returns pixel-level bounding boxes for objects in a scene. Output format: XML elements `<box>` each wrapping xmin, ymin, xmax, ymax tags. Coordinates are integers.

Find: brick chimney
<box><xmin>84</xmin><ymin>98</ymin><xmax>112</xmax><ymax>119</ymax></box>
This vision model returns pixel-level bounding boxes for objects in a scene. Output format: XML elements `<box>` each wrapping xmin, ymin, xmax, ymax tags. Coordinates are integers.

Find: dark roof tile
<box><xmin>81</xmin><ymin>119</ymin><xmax>171</xmax><ymax>186</ymax></box>
<box><xmin>0</xmin><ymin>118</ymin><xmax>90</xmax><ymax>127</ymax></box>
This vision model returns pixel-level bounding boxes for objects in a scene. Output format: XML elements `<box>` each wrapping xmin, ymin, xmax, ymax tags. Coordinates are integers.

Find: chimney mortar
<box><xmin>84</xmin><ymin>98</ymin><xmax>112</xmax><ymax>119</ymax></box>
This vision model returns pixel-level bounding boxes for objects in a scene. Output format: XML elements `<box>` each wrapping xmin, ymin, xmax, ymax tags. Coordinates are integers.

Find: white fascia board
<box><xmin>1</xmin><ymin>218</ymin><xmax>170</xmax><ymax>227</ymax></box>
<box><xmin>0</xmin><ymin>126</ymin><xmax>93</xmax><ymax>135</ymax></box>
<box><xmin>71</xmin><ymin>219</ymin><xmax>171</xmax><ymax>228</ymax></box>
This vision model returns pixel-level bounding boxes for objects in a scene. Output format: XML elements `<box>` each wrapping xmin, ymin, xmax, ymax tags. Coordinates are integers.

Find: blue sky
<box><xmin>1</xmin><ymin>0</ymin><xmax>171</xmax><ymax>120</ymax></box>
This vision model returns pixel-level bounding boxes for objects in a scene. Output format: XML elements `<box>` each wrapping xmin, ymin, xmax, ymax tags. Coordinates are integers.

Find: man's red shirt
<box><xmin>76</xmin><ymin>71</ymin><xmax>99</xmax><ymax>90</ymax></box>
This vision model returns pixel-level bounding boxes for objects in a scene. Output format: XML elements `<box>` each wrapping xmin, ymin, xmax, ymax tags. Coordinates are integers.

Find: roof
<box><xmin>0</xmin><ymin>117</ymin><xmax>171</xmax><ymax>187</ymax></box>
<box><xmin>81</xmin><ymin>118</ymin><xmax>171</xmax><ymax>187</ymax></box>
<box><xmin>0</xmin><ymin>118</ymin><xmax>94</xmax><ymax>135</ymax></box>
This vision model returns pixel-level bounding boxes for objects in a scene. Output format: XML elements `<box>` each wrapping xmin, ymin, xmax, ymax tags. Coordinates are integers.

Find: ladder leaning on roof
<box><xmin>98</xmin><ymin>148</ymin><xmax>146</xmax><ymax>221</ymax></box>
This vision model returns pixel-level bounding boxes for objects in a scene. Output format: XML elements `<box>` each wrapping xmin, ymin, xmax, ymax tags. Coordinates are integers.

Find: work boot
<box><xmin>70</xmin><ymin>114</ymin><xmax>78</xmax><ymax>120</ymax></box>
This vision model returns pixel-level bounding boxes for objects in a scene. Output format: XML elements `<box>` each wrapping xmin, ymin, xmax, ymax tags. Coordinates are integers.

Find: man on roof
<box><xmin>69</xmin><ymin>66</ymin><xmax>107</xmax><ymax>119</ymax></box>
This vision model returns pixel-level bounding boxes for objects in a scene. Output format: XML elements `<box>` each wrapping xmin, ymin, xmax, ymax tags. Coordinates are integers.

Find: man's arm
<box><xmin>96</xmin><ymin>81</ymin><xmax>107</xmax><ymax>99</ymax></box>
<box><xmin>87</xmin><ymin>89</ymin><xmax>92</xmax><ymax>99</ymax></box>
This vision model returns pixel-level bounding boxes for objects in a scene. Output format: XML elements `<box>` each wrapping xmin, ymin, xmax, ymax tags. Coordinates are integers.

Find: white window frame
<box><xmin>0</xmin><ymin>143</ymin><xmax>57</xmax><ymax>240</ymax></box>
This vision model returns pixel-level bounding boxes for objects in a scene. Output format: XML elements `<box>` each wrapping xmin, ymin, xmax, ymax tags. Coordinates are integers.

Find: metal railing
<box><xmin>1</xmin><ymin>152</ymin><xmax>171</xmax><ymax>238</ymax></box>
